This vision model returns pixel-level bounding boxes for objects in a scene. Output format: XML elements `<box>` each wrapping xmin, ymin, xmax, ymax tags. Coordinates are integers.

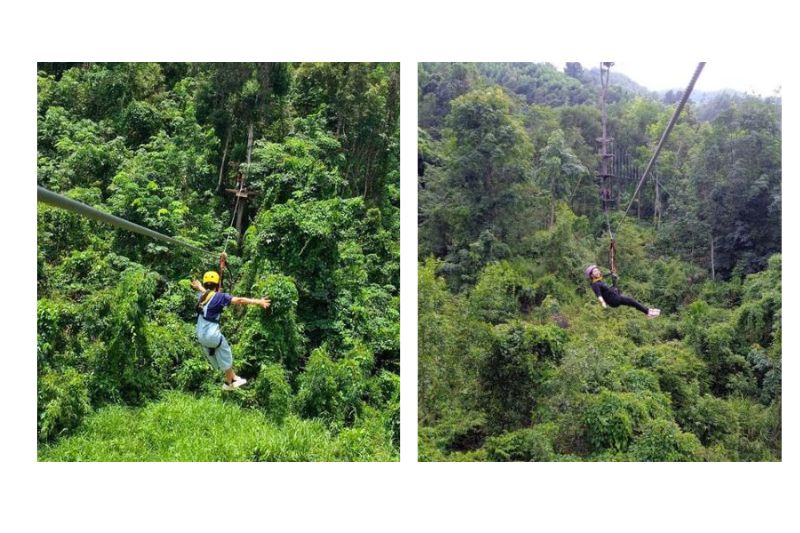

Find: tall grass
<box><xmin>39</xmin><ymin>391</ymin><xmax>397</xmax><ymax>462</ymax></box>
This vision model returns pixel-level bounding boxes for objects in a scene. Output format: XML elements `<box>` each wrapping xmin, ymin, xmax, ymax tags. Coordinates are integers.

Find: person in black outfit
<box><xmin>584</xmin><ymin>264</ymin><xmax>660</xmax><ymax>318</ymax></box>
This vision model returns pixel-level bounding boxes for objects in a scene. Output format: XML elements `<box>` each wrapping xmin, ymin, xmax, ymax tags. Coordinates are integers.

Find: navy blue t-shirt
<box><xmin>197</xmin><ymin>291</ymin><xmax>233</xmax><ymax>322</ymax></box>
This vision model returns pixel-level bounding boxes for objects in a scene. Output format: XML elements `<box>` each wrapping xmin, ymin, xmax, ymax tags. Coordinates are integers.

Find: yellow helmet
<box><xmin>202</xmin><ymin>271</ymin><xmax>221</xmax><ymax>286</ymax></box>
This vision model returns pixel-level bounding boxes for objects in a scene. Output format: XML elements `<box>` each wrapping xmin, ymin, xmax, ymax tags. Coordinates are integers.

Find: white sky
<box><xmin>567</xmin><ymin>61</ymin><xmax>783</xmax><ymax>97</ymax></box>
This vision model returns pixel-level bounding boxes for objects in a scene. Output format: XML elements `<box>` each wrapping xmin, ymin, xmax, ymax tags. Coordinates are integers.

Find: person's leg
<box><xmin>604</xmin><ymin>291</ymin><xmax>621</xmax><ymax>308</ymax></box>
<box><xmin>617</xmin><ymin>295</ymin><xmax>649</xmax><ymax>314</ymax></box>
<box><xmin>203</xmin><ymin>347</ymin><xmax>219</xmax><ymax>370</ymax></box>
<box><xmin>216</xmin><ymin>337</ymin><xmax>240</xmax><ymax>386</ymax></box>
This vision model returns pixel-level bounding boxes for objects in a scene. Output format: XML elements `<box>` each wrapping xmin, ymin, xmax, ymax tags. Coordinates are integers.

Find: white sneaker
<box><xmin>647</xmin><ymin>308</ymin><xmax>661</xmax><ymax>319</ymax></box>
<box><xmin>222</xmin><ymin>377</ymin><xmax>247</xmax><ymax>390</ymax></box>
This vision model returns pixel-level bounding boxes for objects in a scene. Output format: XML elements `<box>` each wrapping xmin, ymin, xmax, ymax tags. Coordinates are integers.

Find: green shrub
<box><xmin>727</xmin><ymin>397</ymin><xmax>781</xmax><ymax>461</ymax></box>
<box><xmin>254</xmin><ymin>363</ymin><xmax>292</xmax><ymax>424</ymax></box>
<box><xmin>384</xmin><ymin>397</ymin><xmax>400</xmax><ymax>448</ymax></box>
<box><xmin>83</xmin><ymin>269</ymin><xmax>160</xmax><ymax>405</ymax></box>
<box><xmin>295</xmin><ymin>347</ymin><xmax>370</xmax><ymax>426</ymax></box>
<box><xmin>236</xmin><ymin>272</ymin><xmax>303</xmax><ymax>375</ymax></box>
<box><xmin>37</xmin><ymin>297</ymin><xmax>81</xmax><ymax>373</ymax></box>
<box><xmin>121</xmin><ymin>100</ymin><xmax>162</xmax><ymax>145</ymax></box>
<box><xmin>330</xmin><ymin>410</ymin><xmax>398</xmax><ymax>461</ymax></box>
<box><xmin>38</xmin><ymin>368</ymin><xmax>92</xmax><ymax>442</ymax></box>
<box><xmin>685</xmin><ymin>394</ymin><xmax>740</xmax><ymax>446</ymax></box>
<box><xmin>619</xmin><ymin>367</ymin><xmax>660</xmax><ymax>393</ymax></box>
<box><xmin>372</xmin><ymin>369</ymin><xmax>400</xmax><ymax>405</ymax></box>
<box><xmin>295</xmin><ymin>348</ymin><xmax>339</xmax><ymax>421</ymax></box>
<box><xmin>634</xmin><ymin>342</ymin><xmax>704</xmax><ymax>419</ymax></box>
<box><xmin>480</xmin><ymin>321</ymin><xmax>568</xmax><ymax>432</ymax></box>
<box><xmin>484</xmin><ymin>425</ymin><xmax>556</xmax><ymax>461</ymax></box>
<box><xmin>145</xmin><ymin>317</ymin><xmax>196</xmax><ymax>386</ymax></box>
<box><xmin>173</xmin><ymin>357</ymin><xmax>216</xmax><ymax>393</ymax></box>
<box><xmin>469</xmin><ymin>261</ymin><xmax>529</xmax><ymax>324</ymax></box>
<box><xmin>649</xmin><ymin>257</ymin><xmax>704</xmax><ymax>314</ymax></box>
<box><xmin>583</xmin><ymin>390</ymin><xmax>669</xmax><ymax>453</ymax></box>
<box><xmin>583</xmin><ymin>390</ymin><xmax>637</xmax><ymax>452</ymax></box>
<box><xmin>418</xmin><ymin>411</ymin><xmax>487</xmax><ymax>456</ymax></box>
<box><xmin>629</xmin><ymin>419</ymin><xmax>703</xmax><ymax>461</ymax></box>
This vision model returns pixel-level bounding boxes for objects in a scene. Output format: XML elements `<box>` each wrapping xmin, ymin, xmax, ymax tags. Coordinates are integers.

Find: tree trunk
<box><xmin>246</xmin><ymin>122</ymin><xmax>254</xmax><ymax>167</ymax></box>
<box><xmin>235</xmin><ymin>200</ymin><xmax>246</xmax><ymax>243</ymax></box>
<box><xmin>550</xmin><ymin>175</ymin><xmax>556</xmax><ymax>228</ymax></box>
<box><xmin>216</xmin><ymin>127</ymin><xmax>232</xmax><ymax>194</ymax></box>
<box><xmin>710</xmin><ymin>235</ymin><xmax>716</xmax><ymax>280</ymax></box>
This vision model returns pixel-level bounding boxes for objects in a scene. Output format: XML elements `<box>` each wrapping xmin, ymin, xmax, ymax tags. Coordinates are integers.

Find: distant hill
<box><xmin>583</xmin><ymin>66</ymin><xmax>656</xmax><ymax>98</ymax></box>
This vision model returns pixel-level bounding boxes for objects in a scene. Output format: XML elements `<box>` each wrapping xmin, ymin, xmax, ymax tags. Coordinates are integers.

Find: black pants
<box><xmin>605</xmin><ymin>290</ymin><xmax>648</xmax><ymax>314</ymax></box>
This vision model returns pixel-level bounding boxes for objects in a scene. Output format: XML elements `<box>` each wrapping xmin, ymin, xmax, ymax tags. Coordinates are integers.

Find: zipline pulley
<box><xmin>609</xmin><ymin>238</ymin><xmax>617</xmax><ymax>277</ymax></box>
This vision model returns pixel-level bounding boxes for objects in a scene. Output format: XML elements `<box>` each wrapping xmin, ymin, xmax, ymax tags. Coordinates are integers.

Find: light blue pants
<box><xmin>196</xmin><ymin>317</ymin><xmax>233</xmax><ymax>372</ymax></box>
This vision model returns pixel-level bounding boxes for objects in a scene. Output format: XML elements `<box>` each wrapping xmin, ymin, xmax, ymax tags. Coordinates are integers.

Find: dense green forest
<box><xmin>37</xmin><ymin>62</ymin><xmax>399</xmax><ymax>461</ymax></box>
<box><xmin>418</xmin><ymin>62</ymin><xmax>781</xmax><ymax>461</ymax></box>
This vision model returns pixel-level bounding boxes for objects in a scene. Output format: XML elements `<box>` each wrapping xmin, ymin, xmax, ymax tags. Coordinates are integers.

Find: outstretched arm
<box><xmin>598</xmin><ymin>296</ymin><xmax>608</xmax><ymax>309</ymax></box>
<box><xmin>231</xmin><ymin>296</ymin><xmax>271</xmax><ymax>309</ymax></box>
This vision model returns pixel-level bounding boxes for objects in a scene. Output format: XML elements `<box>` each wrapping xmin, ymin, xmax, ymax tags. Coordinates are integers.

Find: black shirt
<box><xmin>591</xmin><ymin>280</ymin><xmax>617</xmax><ymax>301</ymax></box>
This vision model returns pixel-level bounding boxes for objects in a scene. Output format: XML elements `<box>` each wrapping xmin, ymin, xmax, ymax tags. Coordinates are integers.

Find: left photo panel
<box><xmin>36</xmin><ymin>62</ymin><xmax>400</xmax><ymax>461</ymax></box>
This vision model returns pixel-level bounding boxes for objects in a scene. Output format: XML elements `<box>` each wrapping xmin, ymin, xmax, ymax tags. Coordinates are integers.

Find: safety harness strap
<box><xmin>196</xmin><ymin>290</ymin><xmax>217</xmax><ymax>320</ymax></box>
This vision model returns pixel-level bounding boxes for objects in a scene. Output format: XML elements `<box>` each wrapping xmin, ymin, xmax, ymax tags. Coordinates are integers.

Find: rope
<box><xmin>603</xmin><ymin>209</ymin><xmax>614</xmax><ymax>242</ymax></box>
<box><xmin>619</xmin><ymin>62</ymin><xmax>705</xmax><ymax>228</ymax></box>
<box><xmin>37</xmin><ymin>186</ymin><xmax>215</xmax><ymax>257</ymax></box>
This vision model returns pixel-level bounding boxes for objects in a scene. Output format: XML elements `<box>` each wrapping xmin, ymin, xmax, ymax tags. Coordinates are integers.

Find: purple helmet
<box><xmin>584</xmin><ymin>264</ymin><xmax>598</xmax><ymax>279</ymax></box>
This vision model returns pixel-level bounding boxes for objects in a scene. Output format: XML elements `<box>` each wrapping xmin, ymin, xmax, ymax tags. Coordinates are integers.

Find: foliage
<box><xmin>83</xmin><ymin>269</ymin><xmax>160</xmax><ymax>405</ymax></box>
<box><xmin>479</xmin><ymin>321</ymin><xmax>568</xmax><ymax>433</ymax></box>
<box><xmin>38</xmin><ymin>369</ymin><xmax>92</xmax><ymax>441</ymax></box>
<box><xmin>235</xmin><ymin>273</ymin><xmax>303</xmax><ymax>374</ymax></box>
<box><xmin>629</xmin><ymin>419</ymin><xmax>703</xmax><ymax>461</ymax></box>
<box><xmin>253</xmin><ymin>363</ymin><xmax>292</xmax><ymax>424</ymax></box>
<box><xmin>38</xmin><ymin>392</ymin><xmax>397</xmax><ymax>461</ymax></box>
<box><xmin>484</xmin><ymin>425</ymin><xmax>556</xmax><ymax>461</ymax></box>
<box><xmin>294</xmin><ymin>346</ymin><xmax>373</xmax><ymax>427</ymax></box>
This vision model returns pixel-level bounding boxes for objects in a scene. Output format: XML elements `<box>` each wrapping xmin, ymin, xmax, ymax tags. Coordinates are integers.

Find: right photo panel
<box><xmin>418</xmin><ymin>62</ymin><xmax>782</xmax><ymax>462</ymax></box>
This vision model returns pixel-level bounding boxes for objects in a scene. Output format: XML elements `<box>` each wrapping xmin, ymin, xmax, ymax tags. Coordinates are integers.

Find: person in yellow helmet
<box><xmin>191</xmin><ymin>270</ymin><xmax>271</xmax><ymax>390</ymax></box>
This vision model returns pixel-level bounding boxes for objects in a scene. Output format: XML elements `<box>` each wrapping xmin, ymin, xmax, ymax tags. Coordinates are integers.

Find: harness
<box><xmin>197</xmin><ymin>290</ymin><xmax>224</xmax><ymax>355</ymax></box>
<box><xmin>196</xmin><ymin>290</ymin><xmax>218</xmax><ymax>321</ymax></box>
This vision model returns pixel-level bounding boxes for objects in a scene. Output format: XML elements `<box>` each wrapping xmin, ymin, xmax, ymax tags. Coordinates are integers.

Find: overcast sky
<box><xmin>567</xmin><ymin>61</ymin><xmax>782</xmax><ymax>96</ymax></box>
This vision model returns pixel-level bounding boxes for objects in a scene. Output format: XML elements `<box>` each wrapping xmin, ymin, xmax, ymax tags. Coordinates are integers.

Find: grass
<box><xmin>39</xmin><ymin>391</ymin><xmax>398</xmax><ymax>462</ymax></box>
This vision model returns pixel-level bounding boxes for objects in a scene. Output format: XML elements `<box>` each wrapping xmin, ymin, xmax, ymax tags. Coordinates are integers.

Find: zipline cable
<box><xmin>618</xmin><ymin>62</ymin><xmax>705</xmax><ymax>227</ymax></box>
<box><xmin>37</xmin><ymin>185</ymin><xmax>216</xmax><ymax>258</ymax></box>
